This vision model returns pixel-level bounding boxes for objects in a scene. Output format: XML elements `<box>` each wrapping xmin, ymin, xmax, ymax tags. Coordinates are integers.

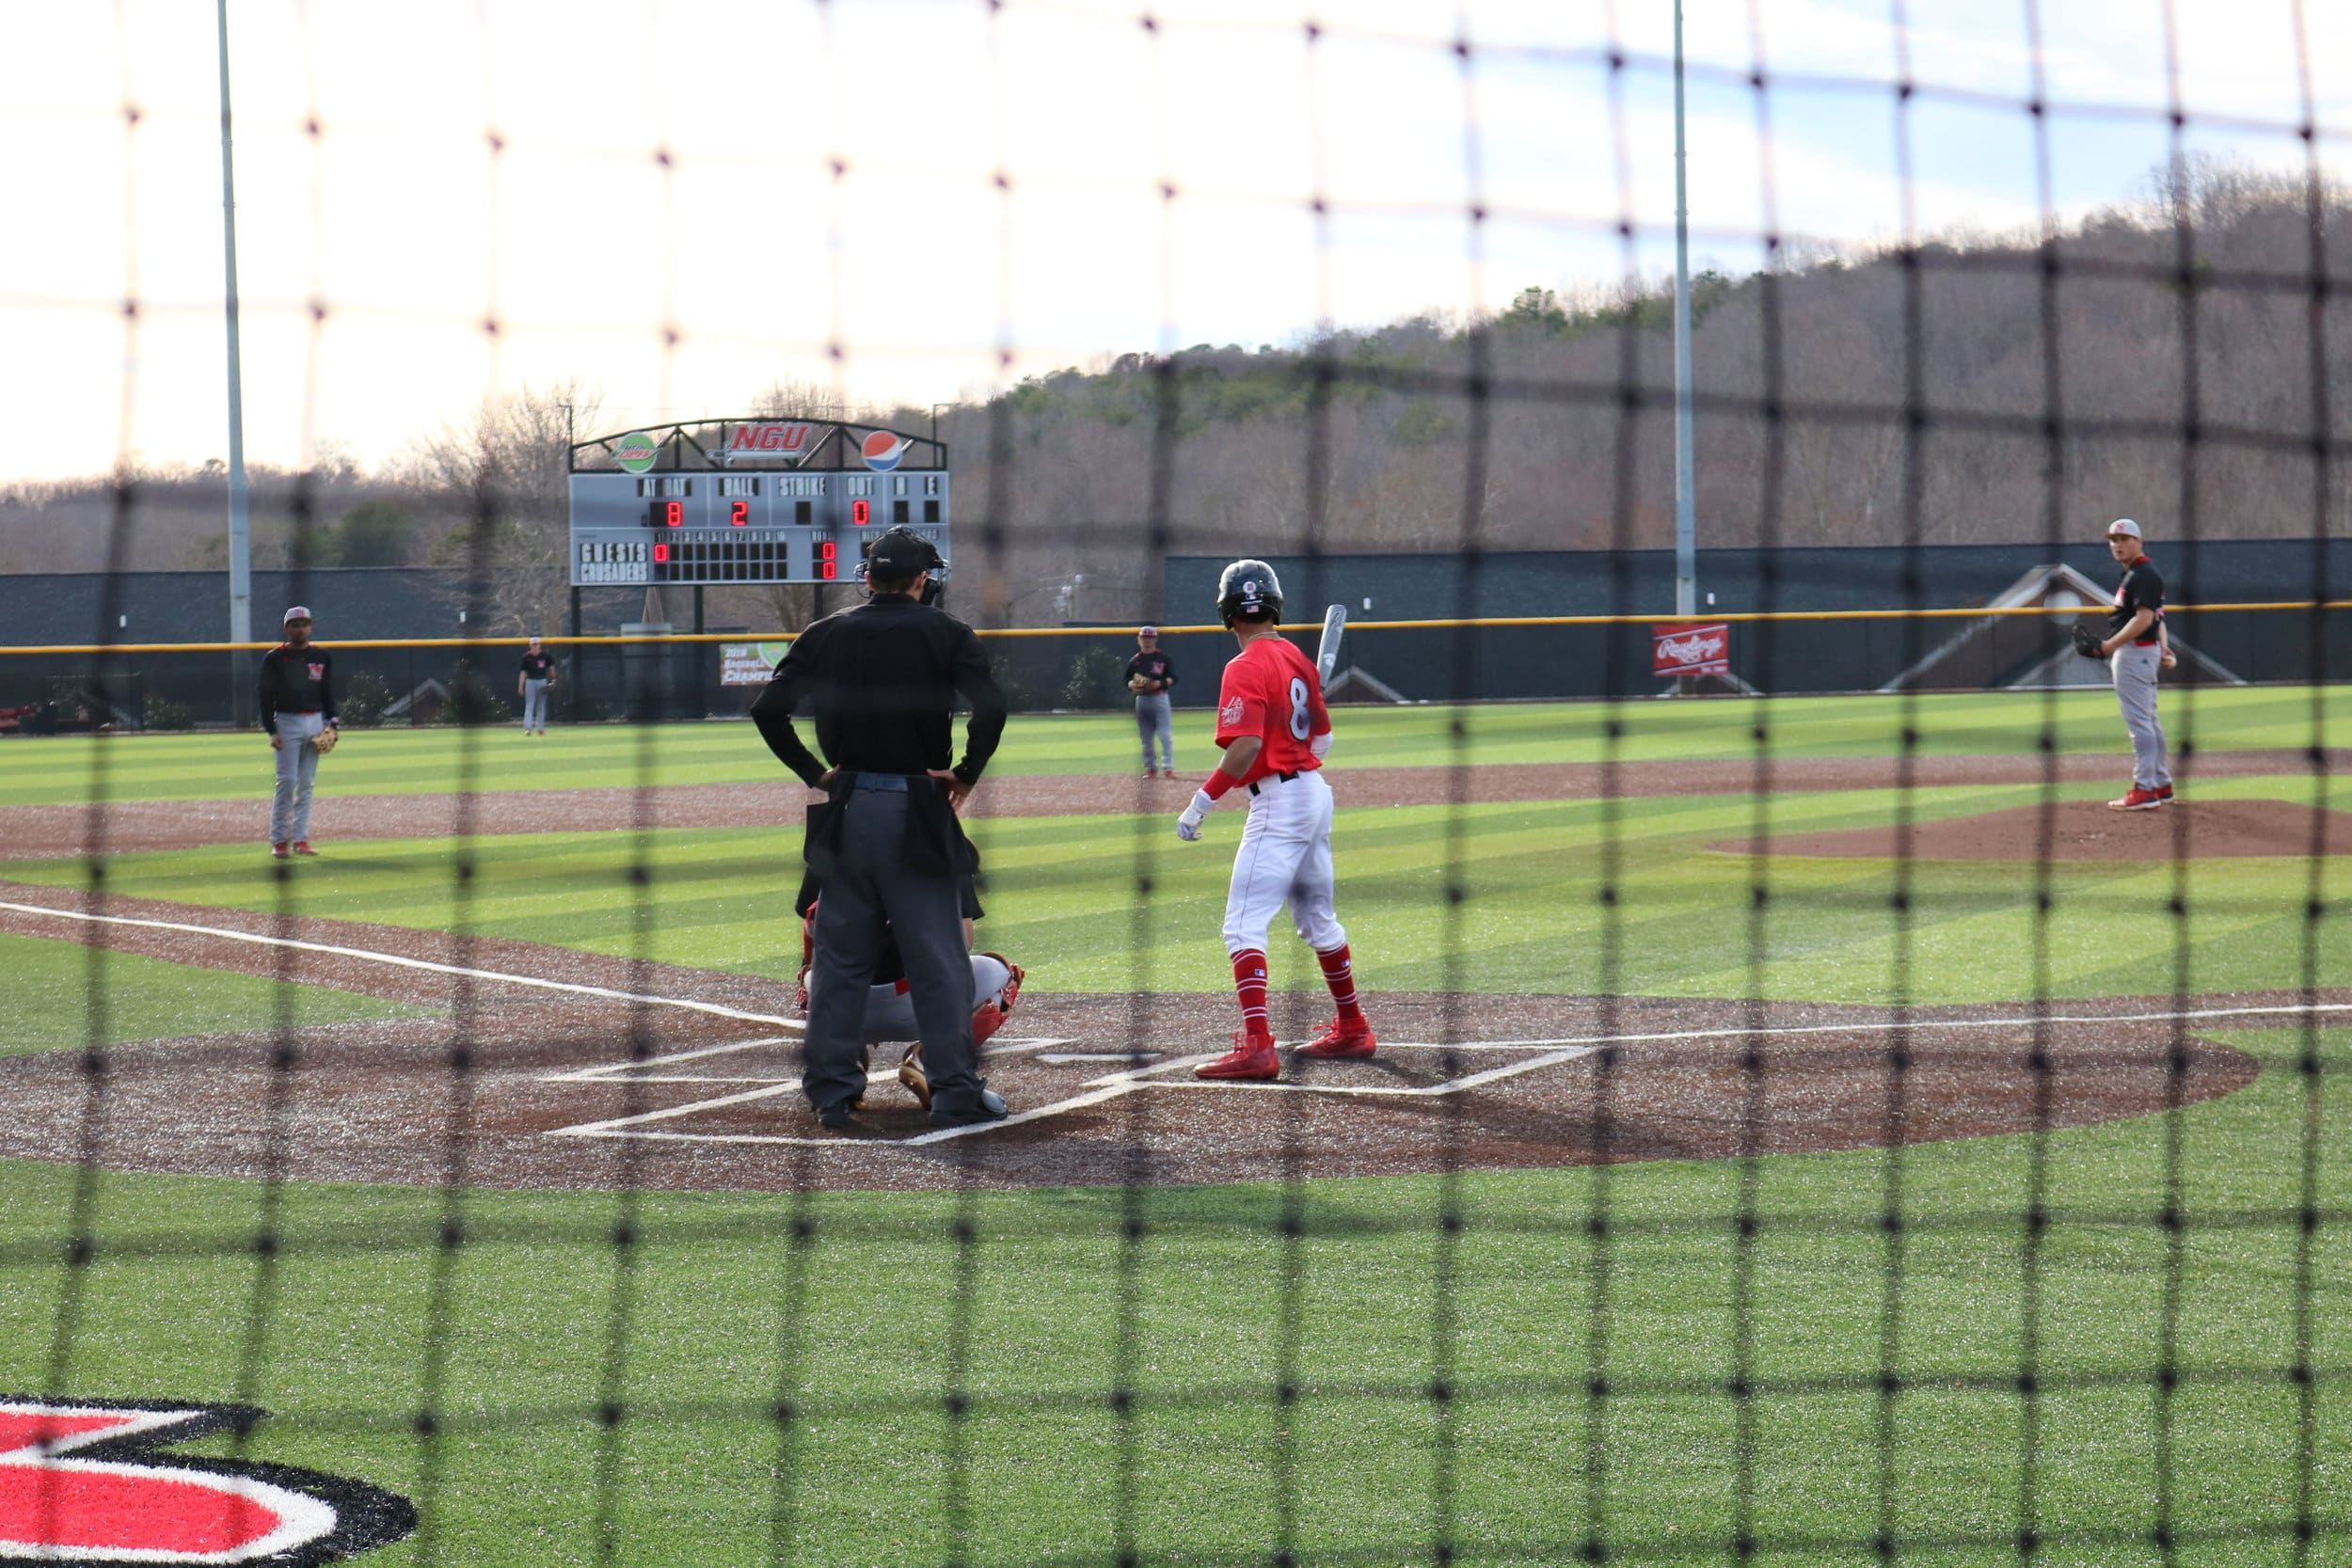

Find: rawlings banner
<box><xmin>1652</xmin><ymin>622</ymin><xmax>1731</xmax><ymax>678</ymax></box>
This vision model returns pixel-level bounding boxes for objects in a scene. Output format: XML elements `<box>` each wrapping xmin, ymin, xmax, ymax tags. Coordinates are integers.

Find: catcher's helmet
<box><xmin>1216</xmin><ymin>559</ymin><xmax>1283</xmax><ymax>626</ymax></box>
<box><xmin>866</xmin><ymin>524</ymin><xmax>943</xmax><ymax>580</ymax></box>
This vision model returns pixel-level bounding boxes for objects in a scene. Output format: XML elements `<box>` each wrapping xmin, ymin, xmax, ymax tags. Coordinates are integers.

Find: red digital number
<box><xmin>818</xmin><ymin>540</ymin><xmax>836</xmax><ymax>580</ymax></box>
<box><xmin>851</xmin><ymin>499</ymin><xmax>870</xmax><ymax>527</ymax></box>
<box><xmin>729</xmin><ymin>499</ymin><xmax>749</xmax><ymax>527</ymax></box>
<box><xmin>663</xmin><ymin>499</ymin><xmax>684</xmax><ymax>528</ymax></box>
<box><xmin>653</xmin><ymin>543</ymin><xmax>670</xmax><ymax>563</ymax></box>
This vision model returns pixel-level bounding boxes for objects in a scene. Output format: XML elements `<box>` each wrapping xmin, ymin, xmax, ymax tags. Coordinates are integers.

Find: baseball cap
<box><xmin>282</xmin><ymin>606</ymin><xmax>313</xmax><ymax>623</ymax></box>
<box><xmin>1138</xmin><ymin>626</ymin><xmax>1158</xmax><ymax>637</ymax></box>
<box><xmin>2106</xmin><ymin>518</ymin><xmax>2142</xmax><ymax>540</ymax></box>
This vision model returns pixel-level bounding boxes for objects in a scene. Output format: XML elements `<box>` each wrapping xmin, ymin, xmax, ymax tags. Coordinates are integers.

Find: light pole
<box><xmin>1672</xmin><ymin>0</ymin><xmax>1697</xmax><ymax>621</ymax></box>
<box><xmin>216</xmin><ymin>0</ymin><xmax>254</xmax><ymax>719</ymax></box>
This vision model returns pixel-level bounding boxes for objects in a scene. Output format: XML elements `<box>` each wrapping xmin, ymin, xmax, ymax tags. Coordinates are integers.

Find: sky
<box><xmin>4</xmin><ymin>0</ymin><xmax>2351</xmax><ymax>483</ymax></box>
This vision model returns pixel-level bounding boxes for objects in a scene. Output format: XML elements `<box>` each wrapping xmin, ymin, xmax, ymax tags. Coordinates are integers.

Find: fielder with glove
<box><xmin>259</xmin><ymin>605</ymin><xmax>337</xmax><ymax>860</ymax></box>
<box><xmin>1123</xmin><ymin>626</ymin><xmax>1179</xmax><ymax>778</ymax></box>
<box><xmin>1172</xmin><ymin>560</ymin><xmax>1375</xmax><ymax>1081</ymax></box>
<box><xmin>2084</xmin><ymin>518</ymin><xmax>2178</xmax><ymax>811</ymax></box>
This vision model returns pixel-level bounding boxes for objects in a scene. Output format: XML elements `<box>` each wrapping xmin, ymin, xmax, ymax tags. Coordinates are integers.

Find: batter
<box><xmin>1175</xmin><ymin>559</ymin><xmax>1375</xmax><ymax>1081</ymax></box>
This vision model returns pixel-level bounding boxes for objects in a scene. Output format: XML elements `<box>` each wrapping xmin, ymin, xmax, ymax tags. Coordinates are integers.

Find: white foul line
<box><xmin>0</xmin><ymin>897</ymin><xmax>801</xmax><ymax>1030</ymax></box>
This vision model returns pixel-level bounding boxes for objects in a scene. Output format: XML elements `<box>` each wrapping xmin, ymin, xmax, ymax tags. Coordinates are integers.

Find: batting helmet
<box><xmin>1216</xmin><ymin>559</ymin><xmax>1283</xmax><ymax>627</ymax></box>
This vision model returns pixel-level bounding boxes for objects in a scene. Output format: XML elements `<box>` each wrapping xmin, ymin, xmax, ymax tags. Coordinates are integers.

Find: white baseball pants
<box><xmin>1221</xmin><ymin>769</ymin><xmax>1346</xmax><ymax>957</ymax></box>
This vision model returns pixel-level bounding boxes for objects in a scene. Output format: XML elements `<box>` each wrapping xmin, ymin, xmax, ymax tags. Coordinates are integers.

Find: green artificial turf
<box><xmin>0</xmin><ymin>929</ymin><xmax>429</xmax><ymax>1056</ymax></box>
<box><xmin>9</xmin><ymin>774</ymin><xmax>2346</xmax><ymax>1006</ymax></box>
<box><xmin>0</xmin><ymin>1022</ymin><xmax>2340</xmax><ymax>1566</ymax></box>
<box><xmin>1</xmin><ymin>690</ymin><xmax>2345</xmax><ymax>1564</ymax></box>
<box><xmin>1</xmin><ymin>685</ymin><xmax>2345</xmax><ymax>805</ymax></box>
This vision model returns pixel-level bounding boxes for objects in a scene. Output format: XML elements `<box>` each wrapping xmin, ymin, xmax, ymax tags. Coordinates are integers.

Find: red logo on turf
<box><xmin>0</xmin><ymin>1396</ymin><xmax>413</xmax><ymax>1565</ymax></box>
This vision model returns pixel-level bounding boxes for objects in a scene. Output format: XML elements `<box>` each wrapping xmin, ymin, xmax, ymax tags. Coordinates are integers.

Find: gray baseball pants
<box><xmin>802</xmin><ymin>786</ymin><xmax>985</xmax><ymax>1117</ymax></box>
<box><xmin>2110</xmin><ymin>643</ymin><xmax>2171</xmax><ymax>791</ymax></box>
<box><xmin>269</xmin><ymin>712</ymin><xmax>325</xmax><ymax>845</ymax></box>
<box><xmin>1136</xmin><ymin>693</ymin><xmax>1173</xmax><ymax>772</ymax></box>
<box><xmin>522</xmin><ymin>679</ymin><xmax>549</xmax><ymax>731</ymax></box>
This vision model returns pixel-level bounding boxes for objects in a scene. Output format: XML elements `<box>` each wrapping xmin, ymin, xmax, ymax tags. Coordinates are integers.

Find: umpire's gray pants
<box><xmin>803</xmin><ymin>788</ymin><xmax>984</xmax><ymax>1116</ymax></box>
<box><xmin>1135</xmin><ymin>693</ymin><xmax>1173</xmax><ymax>772</ymax></box>
<box><xmin>2111</xmin><ymin>643</ymin><xmax>2171</xmax><ymax>791</ymax></box>
<box><xmin>521</xmin><ymin>679</ymin><xmax>549</xmax><ymax>730</ymax></box>
<box><xmin>269</xmin><ymin>712</ymin><xmax>324</xmax><ymax>844</ymax></box>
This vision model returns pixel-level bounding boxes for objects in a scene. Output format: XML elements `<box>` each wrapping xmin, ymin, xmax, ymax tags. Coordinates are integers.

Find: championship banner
<box><xmin>1652</xmin><ymin>622</ymin><xmax>1730</xmax><ymax>678</ymax></box>
<box><xmin>719</xmin><ymin>641</ymin><xmax>788</xmax><ymax>687</ymax></box>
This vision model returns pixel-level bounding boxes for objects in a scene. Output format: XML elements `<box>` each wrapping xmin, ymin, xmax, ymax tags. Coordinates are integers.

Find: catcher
<box><xmin>259</xmin><ymin>606</ymin><xmax>339</xmax><ymax>859</ymax></box>
<box><xmin>791</xmin><ymin>875</ymin><xmax>1024</xmax><ymax>1112</ymax></box>
<box><xmin>1123</xmin><ymin>626</ymin><xmax>1179</xmax><ymax>778</ymax></box>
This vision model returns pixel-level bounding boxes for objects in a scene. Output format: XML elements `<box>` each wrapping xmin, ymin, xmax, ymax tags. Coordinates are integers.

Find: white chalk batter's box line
<box><xmin>1</xmin><ymin>897</ymin><xmax>2328</xmax><ymax>1150</ymax></box>
<box><xmin>533</xmin><ymin>1003</ymin><xmax>2314</xmax><ymax>1149</ymax></box>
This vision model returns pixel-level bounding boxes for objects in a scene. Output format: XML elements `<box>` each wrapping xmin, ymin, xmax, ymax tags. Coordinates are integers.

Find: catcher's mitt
<box><xmin>2069</xmin><ymin>623</ymin><xmax>2106</xmax><ymax>661</ymax></box>
<box><xmin>1127</xmin><ymin>674</ymin><xmax>1152</xmax><ymax>694</ymax></box>
<box><xmin>310</xmin><ymin>725</ymin><xmax>340</xmax><ymax>754</ymax></box>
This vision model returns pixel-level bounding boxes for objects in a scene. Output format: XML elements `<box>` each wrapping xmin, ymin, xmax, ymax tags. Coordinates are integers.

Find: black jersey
<box><xmin>520</xmin><ymin>652</ymin><xmax>555</xmax><ymax>681</ymax></box>
<box><xmin>2107</xmin><ymin>556</ymin><xmax>2165</xmax><ymax>642</ymax></box>
<box><xmin>1124</xmin><ymin>650</ymin><xmax>1177</xmax><ymax>694</ymax></box>
<box><xmin>257</xmin><ymin>643</ymin><xmax>335</xmax><ymax>728</ymax></box>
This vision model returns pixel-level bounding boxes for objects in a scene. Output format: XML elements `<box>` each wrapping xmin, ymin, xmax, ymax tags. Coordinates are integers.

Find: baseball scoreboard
<box><xmin>567</xmin><ymin>418</ymin><xmax>948</xmax><ymax>587</ymax></box>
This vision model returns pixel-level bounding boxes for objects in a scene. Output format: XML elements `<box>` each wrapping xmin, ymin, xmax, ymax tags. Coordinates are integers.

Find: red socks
<box><xmin>1231</xmin><ymin>949</ymin><xmax>1271</xmax><ymax>1043</ymax></box>
<box><xmin>1316</xmin><ymin>944</ymin><xmax>1363</xmax><ymax>1022</ymax></box>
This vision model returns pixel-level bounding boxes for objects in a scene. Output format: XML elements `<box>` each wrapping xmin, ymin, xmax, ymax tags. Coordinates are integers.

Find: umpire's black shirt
<box><xmin>750</xmin><ymin>594</ymin><xmax>1008</xmax><ymax>786</ymax></box>
<box><xmin>2107</xmin><ymin>556</ymin><xmax>2165</xmax><ymax>644</ymax></box>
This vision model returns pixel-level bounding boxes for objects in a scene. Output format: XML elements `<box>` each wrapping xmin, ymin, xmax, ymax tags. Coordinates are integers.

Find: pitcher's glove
<box><xmin>2070</xmin><ymin>623</ymin><xmax>2106</xmax><ymax>661</ymax></box>
<box><xmin>310</xmin><ymin>725</ymin><xmax>340</xmax><ymax>754</ymax></box>
<box><xmin>1128</xmin><ymin>674</ymin><xmax>1152</xmax><ymax>693</ymax></box>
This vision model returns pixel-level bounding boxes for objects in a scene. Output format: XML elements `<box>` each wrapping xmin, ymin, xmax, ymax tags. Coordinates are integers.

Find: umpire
<box><xmin>751</xmin><ymin>526</ymin><xmax>1011</xmax><ymax>1130</ymax></box>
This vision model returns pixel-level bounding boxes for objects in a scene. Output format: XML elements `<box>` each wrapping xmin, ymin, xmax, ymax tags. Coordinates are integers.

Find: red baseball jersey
<box><xmin>1215</xmin><ymin>635</ymin><xmax>1329</xmax><ymax>784</ymax></box>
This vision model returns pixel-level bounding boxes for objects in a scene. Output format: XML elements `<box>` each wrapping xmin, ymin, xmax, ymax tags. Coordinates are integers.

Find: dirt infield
<box><xmin>1722</xmin><ymin>797</ymin><xmax>2352</xmax><ymax>862</ymax></box>
<box><xmin>0</xmin><ymin>887</ymin><xmax>2279</xmax><ymax>1194</ymax></box>
<box><xmin>5</xmin><ymin>748</ymin><xmax>2345</xmax><ymax>859</ymax></box>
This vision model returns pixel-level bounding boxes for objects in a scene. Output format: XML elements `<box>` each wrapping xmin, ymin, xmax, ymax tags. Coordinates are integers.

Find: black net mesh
<box><xmin>0</xmin><ymin>5</ymin><xmax>2344</xmax><ymax>1566</ymax></box>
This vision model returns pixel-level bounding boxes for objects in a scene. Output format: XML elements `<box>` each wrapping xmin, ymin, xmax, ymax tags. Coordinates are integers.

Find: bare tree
<box><xmin>396</xmin><ymin>379</ymin><xmax>600</xmax><ymax>637</ymax></box>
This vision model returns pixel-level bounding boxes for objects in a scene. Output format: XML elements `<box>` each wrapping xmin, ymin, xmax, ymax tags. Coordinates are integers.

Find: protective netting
<box><xmin>2</xmin><ymin>4</ymin><xmax>2344</xmax><ymax>1566</ymax></box>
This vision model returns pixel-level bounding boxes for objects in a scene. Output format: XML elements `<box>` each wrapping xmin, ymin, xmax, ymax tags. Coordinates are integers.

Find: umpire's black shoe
<box><xmin>817</xmin><ymin>1099</ymin><xmax>859</xmax><ymax>1131</ymax></box>
<box><xmin>928</xmin><ymin>1089</ymin><xmax>1009</xmax><ymax>1128</ymax></box>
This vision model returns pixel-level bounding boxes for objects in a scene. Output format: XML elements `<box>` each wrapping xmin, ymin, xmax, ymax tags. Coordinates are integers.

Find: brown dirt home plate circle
<box><xmin>0</xmin><ymin>895</ymin><xmax>2262</xmax><ymax>1192</ymax></box>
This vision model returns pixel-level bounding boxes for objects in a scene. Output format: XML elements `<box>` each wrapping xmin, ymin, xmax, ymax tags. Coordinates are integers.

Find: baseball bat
<box><xmin>1315</xmin><ymin>604</ymin><xmax>1345</xmax><ymax>686</ymax></box>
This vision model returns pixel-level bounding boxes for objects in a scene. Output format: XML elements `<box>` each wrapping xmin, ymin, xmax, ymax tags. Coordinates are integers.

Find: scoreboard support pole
<box><xmin>568</xmin><ymin>587</ymin><xmax>582</xmax><ymax>724</ymax></box>
<box><xmin>691</xmin><ymin>587</ymin><xmax>706</xmax><ymax>720</ymax></box>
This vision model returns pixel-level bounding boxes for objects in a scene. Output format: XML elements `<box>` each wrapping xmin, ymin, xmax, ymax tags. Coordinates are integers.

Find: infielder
<box><xmin>516</xmin><ymin>636</ymin><xmax>556</xmax><ymax>735</ymax></box>
<box><xmin>1174</xmin><ymin>560</ymin><xmax>1375</xmax><ymax>1080</ymax></box>
<box><xmin>2079</xmin><ymin>518</ymin><xmax>2178</xmax><ymax>811</ymax></box>
<box><xmin>258</xmin><ymin>606</ymin><xmax>338</xmax><ymax>859</ymax></box>
<box><xmin>1123</xmin><ymin>626</ymin><xmax>1178</xmax><ymax>777</ymax></box>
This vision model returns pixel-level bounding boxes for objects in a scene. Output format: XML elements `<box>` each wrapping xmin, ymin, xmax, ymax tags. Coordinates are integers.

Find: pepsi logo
<box><xmin>859</xmin><ymin>432</ymin><xmax>906</xmax><ymax>472</ymax></box>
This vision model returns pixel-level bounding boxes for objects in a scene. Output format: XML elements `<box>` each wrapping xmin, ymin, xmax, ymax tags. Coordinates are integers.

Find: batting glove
<box><xmin>1176</xmin><ymin>790</ymin><xmax>1213</xmax><ymax>842</ymax></box>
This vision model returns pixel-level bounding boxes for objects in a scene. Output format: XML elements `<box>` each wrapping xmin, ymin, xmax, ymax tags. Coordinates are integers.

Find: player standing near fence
<box><xmin>1124</xmin><ymin>626</ymin><xmax>1178</xmax><ymax>778</ymax></box>
<box><xmin>1175</xmin><ymin>561</ymin><xmax>1375</xmax><ymax>1080</ymax></box>
<box><xmin>2084</xmin><ymin>519</ymin><xmax>2178</xmax><ymax>811</ymax></box>
<box><xmin>516</xmin><ymin>636</ymin><xmax>556</xmax><ymax>735</ymax></box>
<box><xmin>258</xmin><ymin>607</ymin><xmax>337</xmax><ymax>859</ymax></box>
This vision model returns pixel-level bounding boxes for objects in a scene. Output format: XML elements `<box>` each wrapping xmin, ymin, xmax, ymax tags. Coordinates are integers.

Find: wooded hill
<box><xmin>8</xmin><ymin>161</ymin><xmax>2344</xmax><ymax>630</ymax></box>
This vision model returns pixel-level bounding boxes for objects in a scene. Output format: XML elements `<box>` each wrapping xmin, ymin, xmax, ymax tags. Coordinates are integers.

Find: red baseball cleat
<box><xmin>1297</xmin><ymin>1018</ymin><xmax>1376</xmax><ymax>1059</ymax></box>
<box><xmin>1195</xmin><ymin>1033</ymin><xmax>1279</xmax><ymax>1081</ymax></box>
<box><xmin>2108</xmin><ymin>787</ymin><xmax>2162</xmax><ymax>812</ymax></box>
<box><xmin>292</xmin><ymin>841</ymin><xmax>318</xmax><ymax>856</ymax></box>
<box><xmin>2154</xmin><ymin>784</ymin><xmax>2176</xmax><ymax>802</ymax></box>
<box><xmin>270</xmin><ymin>843</ymin><xmax>290</xmax><ymax>860</ymax></box>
